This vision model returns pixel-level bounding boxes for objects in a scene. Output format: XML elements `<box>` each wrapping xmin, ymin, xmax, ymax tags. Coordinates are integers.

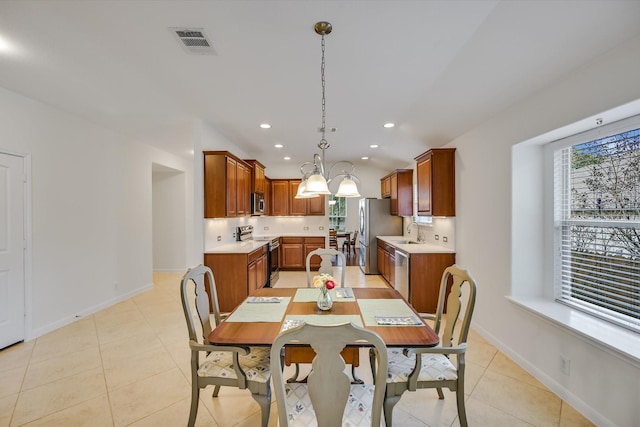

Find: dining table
<box><xmin>207</xmin><ymin>286</ymin><xmax>439</xmax><ymax>349</ymax></box>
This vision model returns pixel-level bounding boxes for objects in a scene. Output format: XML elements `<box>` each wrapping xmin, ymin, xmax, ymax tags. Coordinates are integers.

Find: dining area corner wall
<box><xmin>0</xmin><ymin>85</ymin><xmax>194</xmax><ymax>342</ymax></box>
<box><xmin>450</xmin><ymin>34</ymin><xmax>640</xmax><ymax>426</ymax></box>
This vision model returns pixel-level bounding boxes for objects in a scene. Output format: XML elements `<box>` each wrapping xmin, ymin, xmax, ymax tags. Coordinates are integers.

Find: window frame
<box><xmin>328</xmin><ymin>195</ymin><xmax>347</xmax><ymax>232</ymax></box>
<box><xmin>549</xmin><ymin>115</ymin><xmax>640</xmax><ymax>333</ymax></box>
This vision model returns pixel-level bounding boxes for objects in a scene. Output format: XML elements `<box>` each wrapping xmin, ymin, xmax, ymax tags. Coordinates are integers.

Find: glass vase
<box><xmin>317</xmin><ymin>287</ymin><xmax>333</xmax><ymax>311</ymax></box>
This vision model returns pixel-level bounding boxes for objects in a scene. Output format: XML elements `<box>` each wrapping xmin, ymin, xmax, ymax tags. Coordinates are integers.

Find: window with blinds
<box><xmin>553</xmin><ymin>127</ymin><xmax>640</xmax><ymax>332</ymax></box>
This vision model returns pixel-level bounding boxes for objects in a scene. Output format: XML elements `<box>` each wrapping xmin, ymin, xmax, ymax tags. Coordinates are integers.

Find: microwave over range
<box><xmin>251</xmin><ymin>192</ymin><xmax>265</xmax><ymax>215</ymax></box>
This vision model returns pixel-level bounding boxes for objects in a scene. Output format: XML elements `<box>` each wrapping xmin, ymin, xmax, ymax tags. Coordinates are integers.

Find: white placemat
<box><xmin>293</xmin><ymin>288</ymin><xmax>356</xmax><ymax>302</ymax></box>
<box><xmin>225</xmin><ymin>297</ymin><xmax>291</xmax><ymax>322</ymax></box>
<box><xmin>357</xmin><ymin>299</ymin><xmax>424</xmax><ymax>326</ymax></box>
<box><xmin>281</xmin><ymin>314</ymin><xmax>363</xmax><ymax>332</ymax></box>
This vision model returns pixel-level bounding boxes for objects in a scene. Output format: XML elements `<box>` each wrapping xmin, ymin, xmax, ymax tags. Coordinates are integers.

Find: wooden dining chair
<box><xmin>305</xmin><ymin>247</ymin><xmax>346</xmax><ymax>288</ymax></box>
<box><xmin>342</xmin><ymin>230</ymin><xmax>358</xmax><ymax>254</ymax></box>
<box><xmin>180</xmin><ymin>265</ymin><xmax>272</xmax><ymax>427</ymax></box>
<box><xmin>328</xmin><ymin>228</ymin><xmax>339</xmax><ymax>250</ymax></box>
<box><xmin>370</xmin><ymin>264</ymin><xmax>477</xmax><ymax>427</ymax></box>
<box><xmin>271</xmin><ymin>322</ymin><xmax>388</xmax><ymax>427</ymax></box>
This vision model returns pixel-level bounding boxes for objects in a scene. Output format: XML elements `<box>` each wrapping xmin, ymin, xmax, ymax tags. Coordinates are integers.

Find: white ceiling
<box><xmin>1</xmin><ymin>1</ymin><xmax>640</xmax><ymax>171</ymax></box>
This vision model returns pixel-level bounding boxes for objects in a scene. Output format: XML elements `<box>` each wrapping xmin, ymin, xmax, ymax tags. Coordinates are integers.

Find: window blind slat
<box><xmin>554</xmin><ymin>126</ymin><xmax>640</xmax><ymax>333</ymax></box>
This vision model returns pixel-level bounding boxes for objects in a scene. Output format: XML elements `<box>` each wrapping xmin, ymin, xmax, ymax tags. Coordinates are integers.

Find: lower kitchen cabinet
<box><xmin>377</xmin><ymin>240</ymin><xmax>395</xmax><ymax>287</ymax></box>
<box><xmin>304</xmin><ymin>237</ymin><xmax>326</xmax><ymax>269</ymax></box>
<box><xmin>409</xmin><ymin>252</ymin><xmax>456</xmax><ymax>313</ymax></box>
<box><xmin>377</xmin><ymin>239</ymin><xmax>455</xmax><ymax>314</ymax></box>
<box><xmin>280</xmin><ymin>236</ymin><xmax>326</xmax><ymax>271</ymax></box>
<box><xmin>204</xmin><ymin>244</ymin><xmax>269</xmax><ymax>312</ymax></box>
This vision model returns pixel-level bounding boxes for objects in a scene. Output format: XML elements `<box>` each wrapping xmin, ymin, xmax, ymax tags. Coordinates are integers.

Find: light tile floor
<box><xmin>0</xmin><ymin>267</ymin><xmax>595</xmax><ymax>426</ymax></box>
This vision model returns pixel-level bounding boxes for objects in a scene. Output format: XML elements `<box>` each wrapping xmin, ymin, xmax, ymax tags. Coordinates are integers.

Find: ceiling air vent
<box><xmin>170</xmin><ymin>27</ymin><xmax>217</xmax><ymax>55</ymax></box>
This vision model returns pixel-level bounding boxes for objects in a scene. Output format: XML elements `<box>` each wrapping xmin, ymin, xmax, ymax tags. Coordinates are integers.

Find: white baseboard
<box><xmin>27</xmin><ymin>282</ymin><xmax>153</xmax><ymax>341</ymax></box>
<box><xmin>471</xmin><ymin>323</ymin><xmax>613</xmax><ymax>427</ymax></box>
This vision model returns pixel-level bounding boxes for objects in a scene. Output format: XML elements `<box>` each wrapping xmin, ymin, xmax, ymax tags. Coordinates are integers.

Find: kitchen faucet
<box><xmin>407</xmin><ymin>221</ymin><xmax>425</xmax><ymax>243</ymax></box>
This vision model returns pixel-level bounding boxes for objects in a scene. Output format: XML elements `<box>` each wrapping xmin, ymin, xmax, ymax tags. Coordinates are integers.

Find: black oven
<box><xmin>268</xmin><ymin>237</ymin><xmax>280</xmax><ymax>286</ymax></box>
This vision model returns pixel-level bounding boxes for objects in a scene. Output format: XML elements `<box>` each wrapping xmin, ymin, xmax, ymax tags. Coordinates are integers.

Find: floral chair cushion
<box><xmin>386</xmin><ymin>348</ymin><xmax>457</xmax><ymax>383</ymax></box>
<box><xmin>283</xmin><ymin>383</ymin><xmax>379</xmax><ymax>427</ymax></box>
<box><xmin>198</xmin><ymin>347</ymin><xmax>271</xmax><ymax>383</ymax></box>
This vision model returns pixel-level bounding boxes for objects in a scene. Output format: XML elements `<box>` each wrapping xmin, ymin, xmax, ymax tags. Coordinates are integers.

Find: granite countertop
<box><xmin>204</xmin><ymin>240</ymin><xmax>269</xmax><ymax>254</ymax></box>
<box><xmin>377</xmin><ymin>236</ymin><xmax>455</xmax><ymax>254</ymax></box>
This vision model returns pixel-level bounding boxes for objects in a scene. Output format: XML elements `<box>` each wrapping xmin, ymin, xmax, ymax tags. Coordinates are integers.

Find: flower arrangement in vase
<box><xmin>312</xmin><ymin>273</ymin><xmax>336</xmax><ymax>311</ymax></box>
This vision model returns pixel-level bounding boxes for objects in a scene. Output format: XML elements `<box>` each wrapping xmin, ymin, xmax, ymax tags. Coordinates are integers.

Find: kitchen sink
<box><xmin>393</xmin><ymin>240</ymin><xmax>421</xmax><ymax>245</ymax></box>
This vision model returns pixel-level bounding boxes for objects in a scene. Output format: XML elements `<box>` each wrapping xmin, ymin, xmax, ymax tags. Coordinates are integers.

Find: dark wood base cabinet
<box><xmin>409</xmin><ymin>253</ymin><xmax>456</xmax><ymax>314</ymax></box>
<box><xmin>376</xmin><ymin>242</ymin><xmax>455</xmax><ymax>314</ymax></box>
<box><xmin>204</xmin><ymin>245</ymin><xmax>268</xmax><ymax>313</ymax></box>
<box><xmin>280</xmin><ymin>236</ymin><xmax>326</xmax><ymax>271</ymax></box>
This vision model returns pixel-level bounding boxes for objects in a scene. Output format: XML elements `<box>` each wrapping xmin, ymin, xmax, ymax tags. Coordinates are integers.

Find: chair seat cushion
<box><xmin>283</xmin><ymin>382</ymin><xmax>377</xmax><ymax>426</ymax></box>
<box><xmin>386</xmin><ymin>348</ymin><xmax>457</xmax><ymax>383</ymax></box>
<box><xmin>198</xmin><ymin>347</ymin><xmax>270</xmax><ymax>383</ymax></box>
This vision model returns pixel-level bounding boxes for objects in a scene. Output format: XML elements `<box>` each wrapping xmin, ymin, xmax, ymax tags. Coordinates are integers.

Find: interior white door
<box><xmin>0</xmin><ymin>153</ymin><xmax>25</xmax><ymax>349</ymax></box>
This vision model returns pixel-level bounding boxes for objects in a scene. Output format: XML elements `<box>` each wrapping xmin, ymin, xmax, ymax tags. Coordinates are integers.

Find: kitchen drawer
<box><xmin>248</xmin><ymin>244</ymin><xmax>267</xmax><ymax>264</ymax></box>
<box><xmin>281</xmin><ymin>236</ymin><xmax>304</xmax><ymax>244</ymax></box>
<box><xmin>304</xmin><ymin>236</ymin><xmax>325</xmax><ymax>245</ymax></box>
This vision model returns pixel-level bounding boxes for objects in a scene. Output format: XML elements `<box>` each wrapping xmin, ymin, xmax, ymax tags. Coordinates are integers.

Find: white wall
<box><xmin>0</xmin><ymin>86</ymin><xmax>193</xmax><ymax>339</ymax></box>
<box><xmin>451</xmin><ymin>34</ymin><xmax>640</xmax><ymax>426</ymax></box>
<box><xmin>152</xmin><ymin>166</ymin><xmax>187</xmax><ymax>272</ymax></box>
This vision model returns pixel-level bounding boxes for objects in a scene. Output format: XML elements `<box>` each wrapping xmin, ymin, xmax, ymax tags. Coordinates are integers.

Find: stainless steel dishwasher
<box><xmin>394</xmin><ymin>249</ymin><xmax>409</xmax><ymax>300</ymax></box>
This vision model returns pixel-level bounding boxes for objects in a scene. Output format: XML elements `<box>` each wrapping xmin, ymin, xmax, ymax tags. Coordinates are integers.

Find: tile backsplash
<box><xmin>403</xmin><ymin>217</ymin><xmax>456</xmax><ymax>251</ymax></box>
<box><xmin>204</xmin><ymin>216</ymin><xmax>329</xmax><ymax>250</ymax></box>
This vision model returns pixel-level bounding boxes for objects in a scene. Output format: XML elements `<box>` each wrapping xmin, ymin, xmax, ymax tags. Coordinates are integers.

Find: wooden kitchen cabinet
<box><xmin>281</xmin><ymin>236</ymin><xmax>327</xmax><ymax>271</ymax></box>
<box><xmin>204</xmin><ymin>244</ymin><xmax>269</xmax><ymax>312</ymax></box>
<box><xmin>306</xmin><ymin>192</ymin><xmax>325</xmax><ymax>215</ymax></box>
<box><xmin>237</xmin><ymin>161</ymin><xmax>251</xmax><ymax>216</ymax></box>
<box><xmin>270</xmin><ymin>179</ymin><xmax>325</xmax><ymax>216</ymax></box>
<box><xmin>304</xmin><ymin>237</ymin><xmax>326</xmax><ymax>269</ymax></box>
<box><xmin>380</xmin><ymin>169</ymin><xmax>413</xmax><ymax>216</ymax></box>
<box><xmin>244</xmin><ymin>159</ymin><xmax>266</xmax><ymax>194</ymax></box>
<box><xmin>381</xmin><ymin>176</ymin><xmax>391</xmax><ymax>198</ymax></box>
<box><xmin>265</xmin><ymin>177</ymin><xmax>272</xmax><ymax>215</ymax></box>
<box><xmin>410</xmin><ymin>252</ymin><xmax>456</xmax><ymax>313</ymax></box>
<box><xmin>377</xmin><ymin>239</ymin><xmax>455</xmax><ymax>313</ymax></box>
<box><xmin>414</xmin><ymin>148</ymin><xmax>456</xmax><ymax>217</ymax></box>
<box><xmin>288</xmin><ymin>180</ymin><xmax>307</xmax><ymax>215</ymax></box>
<box><xmin>248</xmin><ymin>249</ymin><xmax>268</xmax><ymax>294</ymax></box>
<box><xmin>377</xmin><ymin>239</ymin><xmax>395</xmax><ymax>285</ymax></box>
<box><xmin>280</xmin><ymin>237</ymin><xmax>304</xmax><ymax>269</ymax></box>
<box><xmin>271</xmin><ymin>179</ymin><xmax>289</xmax><ymax>216</ymax></box>
<box><xmin>203</xmin><ymin>151</ymin><xmax>251</xmax><ymax>218</ymax></box>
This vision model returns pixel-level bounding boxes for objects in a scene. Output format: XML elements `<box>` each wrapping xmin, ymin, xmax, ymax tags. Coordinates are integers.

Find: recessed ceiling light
<box><xmin>260</xmin><ymin>123</ymin><xmax>271</xmax><ymax>129</ymax></box>
<box><xmin>369</xmin><ymin>144</ymin><xmax>378</xmax><ymax>148</ymax></box>
<box><xmin>274</xmin><ymin>144</ymin><xmax>283</xmax><ymax>148</ymax></box>
<box><xmin>383</xmin><ymin>122</ymin><xmax>395</xmax><ymax>128</ymax></box>
<box><xmin>283</xmin><ymin>156</ymin><xmax>291</xmax><ymax>160</ymax></box>
<box><xmin>361</xmin><ymin>156</ymin><xmax>369</xmax><ymax>160</ymax></box>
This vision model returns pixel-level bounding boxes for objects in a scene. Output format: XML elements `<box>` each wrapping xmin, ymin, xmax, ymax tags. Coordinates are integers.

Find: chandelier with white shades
<box><xmin>296</xmin><ymin>21</ymin><xmax>361</xmax><ymax>199</ymax></box>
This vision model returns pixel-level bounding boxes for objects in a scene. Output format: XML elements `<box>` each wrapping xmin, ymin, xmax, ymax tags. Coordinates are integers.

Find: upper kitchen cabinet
<box><xmin>270</xmin><ymin>179</ymin><xmax>325</xmax><ymax>216</ymax></box>
<box><xmin>381</xmin><ymin>175</ymin><xmax>391</xmax><ymax>198</ymax></box>
<box><xmin>380</xmin><ymin>169</ymin><xmax>413</xmax><ymax>216</ymax></box>
<box><xmin>414</xmin><ymin>148</ymin><xmax>456</xmax><ymax>216</ymax></box>
<box><xmin>203</xmin><ymin>151</ymin><xmax>251</xmax><ymax>218</ymax></box>
<box><xmin>265</xmin><ymin>177</ymin><xmax>272</xmax><ymax>215</ymax></box>
<box><xmin>244</xmin><ymin>159</ymin><xmax>266</xmax><ymax>194</ymax></box>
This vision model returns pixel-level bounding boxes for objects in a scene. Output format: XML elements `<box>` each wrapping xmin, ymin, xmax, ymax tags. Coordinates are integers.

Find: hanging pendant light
<box><xmin>295</xmin><ymin>21</ymin><xmax>361</xmax><ymax>199</ymax></box>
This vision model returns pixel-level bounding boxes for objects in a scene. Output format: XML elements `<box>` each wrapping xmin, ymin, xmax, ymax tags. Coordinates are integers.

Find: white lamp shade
<box><xmin>305</xmin><ymin>173</ymin><xmax>331</xmax><ymax>194</ymax></box>
<box><xmin>295</xmin><ymin>179</ymin><xmax>319</xmax><ymax>198</ymax></box>
<box><xmin>335</xmin><ymin>177</ymin><xmax>361</xmax><ymax>198</ymax></box>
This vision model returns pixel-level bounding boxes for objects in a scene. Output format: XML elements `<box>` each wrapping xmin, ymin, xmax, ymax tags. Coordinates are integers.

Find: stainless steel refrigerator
<box><xmin>358</xmin><ymin>198</ymin><xmax>403</xmax><ymax>274</ymax></box>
